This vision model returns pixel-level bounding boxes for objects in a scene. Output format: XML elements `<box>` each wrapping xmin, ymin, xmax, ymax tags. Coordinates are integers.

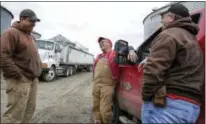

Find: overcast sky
<box><xmin>2</xmin><ymin>2</ymin><xmax>169</xmax><ymax>57</ymax></box>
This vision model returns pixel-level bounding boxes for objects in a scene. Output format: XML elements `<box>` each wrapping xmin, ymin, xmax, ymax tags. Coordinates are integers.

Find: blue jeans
<box><xmin>141</xmin><ymin>97</ymin><xmax>200</xmax><ymax>124</ymax></box>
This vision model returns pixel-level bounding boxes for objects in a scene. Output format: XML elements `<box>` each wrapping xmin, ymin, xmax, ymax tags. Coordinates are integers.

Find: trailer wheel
<box><xmin>65</xmin><ymin>67</ymin><xmax>70</xmax><ymax>77</ymax></box>
<box><xmin>69</xmin><ymin>67</ymin><xmax>73</xmax><ymax>75</ymax></box>
<box><xmin>73</xmin><ymin>66</ymin><xmax>77</xmax><ymax>74</ymax></box>
<box><xmin>42</xmin><ymin>66</ymin><xmax>56</xmax><ymax>82</ymax></box>
<box><xmin>87</xmin><ymin>66</ymin><xmax>93</xmax><ymax>72</ymax></box>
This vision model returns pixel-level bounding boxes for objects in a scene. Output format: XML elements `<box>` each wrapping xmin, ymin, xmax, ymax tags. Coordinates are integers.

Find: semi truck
<box><xmin>35</xmin><ymin>39</ymin><xmax>94</xmax><ymax>82</ymax></box>
<box><xmin>113</xmin><ymin>2</ymin><xmax>205</xmax><ymax>124</ymax></box>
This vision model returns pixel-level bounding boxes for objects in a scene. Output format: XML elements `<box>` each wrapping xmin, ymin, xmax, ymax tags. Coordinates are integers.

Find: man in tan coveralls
<box><xmin>92</xmin><ymin>37</ymin><xmax>137</xmax><ymax>124</ymax></box>
<box><xmin>1</xmin><ymin>9</ymin><xmax>42</xmax><ymax>123</ymax></box>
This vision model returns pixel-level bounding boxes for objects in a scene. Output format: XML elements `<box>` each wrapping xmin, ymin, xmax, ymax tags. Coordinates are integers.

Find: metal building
<box><xmin>31</xmin><ymin>30</ymin><xmax>42</xmax><ymax>39</ymax></box>
<box><xmin>143</xmin><ymin>2</ymin><xmax>205</xmax><ymax>40</ymax></box>
<box><xmin>1</xmin><ymin>5</ymin><xmax>14</xmax><ymax>34</ymax></box>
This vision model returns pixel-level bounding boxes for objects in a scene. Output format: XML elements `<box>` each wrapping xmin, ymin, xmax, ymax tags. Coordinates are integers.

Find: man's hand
<box><xmin>127</xmin><ymin>50</ymin><xmax>137</xmax><ymax>63</ymax></box>
<box><xmin>138</xmin><ymin>57</ymin><xmax>148</xmax><ymax>72</ymax></box>
<box><xmin>138</xmin><ymin>62</ymin><xmax>145</xmax><ymax>72</ymax></box>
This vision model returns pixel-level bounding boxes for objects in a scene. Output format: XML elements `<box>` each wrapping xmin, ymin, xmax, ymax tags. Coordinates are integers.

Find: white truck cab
<box><xmin>36</xmin><ymin>39</ymin><xmax>62</xmax><ymax>81</ymax></box>
<box><xmin>35</xmin><ymin>38</ymin><xmax>94</xmax><ymax>82</ymax></box>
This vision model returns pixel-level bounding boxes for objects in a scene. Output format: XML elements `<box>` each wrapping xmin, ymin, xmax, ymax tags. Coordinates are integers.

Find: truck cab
<box><xmin>36</xmin><ymin>39</ymin><xmax>62</xmax><ymax>82</ymax></box>
<box><xmin>113</xmin><ymin>7</ymin><xmax>205</xmax><ymax>124</ymax></box>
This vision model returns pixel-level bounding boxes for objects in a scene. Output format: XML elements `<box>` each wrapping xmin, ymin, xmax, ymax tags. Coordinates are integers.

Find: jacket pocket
<box><xmin>28</xmin><ymin>58</ymin><xmax>41</xmax><ymax>77</ymax></box>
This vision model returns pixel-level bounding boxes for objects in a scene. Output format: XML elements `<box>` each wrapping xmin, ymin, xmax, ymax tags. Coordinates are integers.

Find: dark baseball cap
<box><xmin>20</xmin><ymin>9</ymin><xmax>40</xmax><ymax>22</ymax></box>
<box><xmin>160</xmin><ymin>3</ymin><xmax>190</xmax><ymax>17</ymax></box>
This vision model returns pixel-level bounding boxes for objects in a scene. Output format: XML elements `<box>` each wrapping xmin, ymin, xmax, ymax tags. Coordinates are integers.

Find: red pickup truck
<box><xmin>113</xmin><ymin>7</ymin><xmax>205</xmax><ymax>124</ymax></box>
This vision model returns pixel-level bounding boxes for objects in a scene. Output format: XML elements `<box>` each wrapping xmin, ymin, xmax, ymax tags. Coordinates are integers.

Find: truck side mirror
<box><xmin>60</xmin><ymin>46</ymin><xmax>63</xmax><ymax>52</ymax></box>
<box><xmin>55</xmin><ymin>44</ymin><xmax>62</xmax><ymax>53</ymax></box>
<box><xmin>114</xmin><ymin>39</ymin><xmax>129</xmax><ymax>55</ymax></box>
<box><xmin>55</xmin><ymin>48</ymin><xmax>59</xmax><ymax>53</ymax></box>
<box><xmin>114</xmin><ymin>40</ymin><xmax>138</xmax><ymax>65</ymax></box>
<box><xmin>114</xmin><ymin>40</ymin><xmax>129</xmax><ymax>65</ymax></box>
<box><xmin>54</xmin><ymin>47</ymin><xmax>58</xmax><ymax>53</ymax></box>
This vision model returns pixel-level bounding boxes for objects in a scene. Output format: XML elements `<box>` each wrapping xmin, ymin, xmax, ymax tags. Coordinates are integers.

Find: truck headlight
<box><xmin>42</xmin><ymin>63</ymin><xmax>48</xmax><ymax>68</ymax></box>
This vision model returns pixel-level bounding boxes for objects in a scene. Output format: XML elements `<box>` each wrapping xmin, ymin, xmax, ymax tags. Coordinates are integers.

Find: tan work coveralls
<box><xmin>92</xmin><ymin>57</ymin><xmax>115</xmax><ymax>123</ymax></box>
<box><xmin>2</xmin><ymin>76</ymin><xmax>38</xmax><ymax>123</ymax></box>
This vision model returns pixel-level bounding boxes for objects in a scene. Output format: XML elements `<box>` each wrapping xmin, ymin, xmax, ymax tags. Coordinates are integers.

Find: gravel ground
<box><xmin>1</xmin><ymin>72</ymin><xmax>94</xmax><ymax>123</ymax></box>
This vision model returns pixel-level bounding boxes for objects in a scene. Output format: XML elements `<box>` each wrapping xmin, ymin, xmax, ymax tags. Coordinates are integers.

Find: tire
<box><xmin>88</xmin><ymin>66</ymin><xmax>93</xmax><ymax>72</ymax></box>
<box><xmin>136</xmin><ymin>118</ymin><xmax>142</xmax><ymax>124</ymax></box>
<box><xmin>73</xmin><ymin>66</ymin><xmax>77</xmax><ymax>74</ymax></box>
<box><xmin>64</xmin><ymin>67</ymin><xmax>70</xmax><ymax>77</ymax></box>
<box><xmin>113</xmin><ymin>99</ymin><xmax>141</xmax><ymax>124</ymax></box>
<box><xmin>86</xmin><ymin>65</ymin><xmax>92</xmax><ymax>72</ymax></box>
<box><xmin>42</xmin><ymin>66</ymin><xmax>56</xmax><ymax>82</ymax></box>
<box><xmin>69</xmin><ymin>66</ymin><xmax>73</xmax><ymax>76</ymax></box>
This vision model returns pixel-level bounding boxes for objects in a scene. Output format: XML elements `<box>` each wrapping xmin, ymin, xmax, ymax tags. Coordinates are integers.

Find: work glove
<box><xmin>153</xmin><ymin>85</ymin><xmax>167</xmax><ymax>108</ymax></box>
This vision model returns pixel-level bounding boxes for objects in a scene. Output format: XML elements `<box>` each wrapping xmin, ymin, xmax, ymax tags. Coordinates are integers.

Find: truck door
<box><xmin>119</xmin><ymin>64</ymin><xmax>143</xmax><ymax>119</ymax></box>
<box><xmin>115</xmin><ymin>47</ymin><xmax>145</xmax><ymax>119</ymax></box>
<box><xmin>116</xmin><ymin>28</ymin><xmax>162</xmax><ymax>119</ymax></box>
<box><xmin>54</xmin><ymin>43</ymin><xmax>61</xmax><ymax>66</ymax></box>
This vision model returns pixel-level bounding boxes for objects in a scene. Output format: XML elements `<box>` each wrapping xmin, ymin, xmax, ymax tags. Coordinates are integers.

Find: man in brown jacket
<box><xmin>141</xmin><ymin>3</ymin><xmax>204</xmax><ymax>123</ymax></box>
<box><xmin>1</xmin><ymin>9</ymin><xmax>42</xmax><ymax>123</ymax></box>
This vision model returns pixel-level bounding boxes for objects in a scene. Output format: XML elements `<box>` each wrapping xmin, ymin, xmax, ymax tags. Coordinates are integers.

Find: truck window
<box><xmin>191</xmin><ymin>13</ymin><xmax>201</xmax><ymax>24</ymax></box>
<box><xmin>36</xmin><ymin>40</ymin><xmax>54</xmax><ymax>51</ymax></box>
<box><xmin>137</xmin><ymin>28</ymin><xmax>162</xmax><ymax>62</ymax></box>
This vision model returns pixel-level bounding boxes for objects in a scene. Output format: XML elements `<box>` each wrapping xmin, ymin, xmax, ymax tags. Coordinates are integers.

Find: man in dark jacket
<box><xmin>1</xmin><ymin>9</ymin><xmax>42</xmax><ymax>123</ymax></box>
<box><xmin>141</xmin><ymin>3</ymin><xmax>204</xmax><ymax>123</ymax></box>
